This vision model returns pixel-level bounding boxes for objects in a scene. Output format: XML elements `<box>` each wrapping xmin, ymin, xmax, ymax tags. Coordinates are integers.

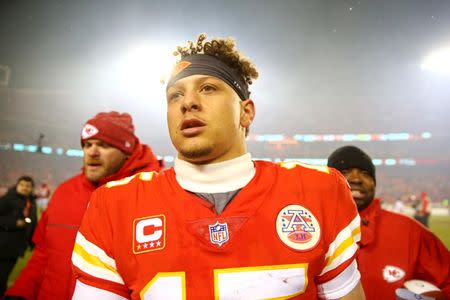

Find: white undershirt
<box><xmin>174</xmin><ymin>153</ymin><xmax>256</xmax><ymax>193</ymax></box>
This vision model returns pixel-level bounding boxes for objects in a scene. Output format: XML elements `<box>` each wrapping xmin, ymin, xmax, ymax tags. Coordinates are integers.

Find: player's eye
<box><xmin>200</xmin><ymin>84</ymin><xmax>217</xmax><ymax>93</ymax></box>
<box><xmin>341</xmin><ymin>169</ymin><xmax>350</xmax><ymax>176</ymax></box>
<box><xmin>167</xmin><ymin>91</ymin><xmax>183</xmax><ymax>102</ymax></box>
<box><xmin>98</xmin><ymin>142</ymin><xmax>110</xmax><ymax>149</ymax></box>
<box><xmin>361</xmin><ymin>170</ymin><xmax>369</xmax><ymax>176</ymax></box>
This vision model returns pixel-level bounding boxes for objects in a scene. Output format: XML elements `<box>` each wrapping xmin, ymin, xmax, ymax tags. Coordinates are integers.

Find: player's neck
<box><xmin>174</xmin><ymin>153</ymin><xmax>255</xmax><ymax>193</ymax></box>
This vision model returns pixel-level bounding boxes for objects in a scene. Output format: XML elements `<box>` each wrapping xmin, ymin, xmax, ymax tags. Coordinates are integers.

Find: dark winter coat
<box><xmin>0</xmin><ymin>187</ymin><xmax>37</xmax><ymax>258</ymax></box>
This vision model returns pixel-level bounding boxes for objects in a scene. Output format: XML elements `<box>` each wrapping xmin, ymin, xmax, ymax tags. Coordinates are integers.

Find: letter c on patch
<box><xmin>136</xmin><ymin>218</ymin><xmax>163</xmax><ymax>243</ymax></box>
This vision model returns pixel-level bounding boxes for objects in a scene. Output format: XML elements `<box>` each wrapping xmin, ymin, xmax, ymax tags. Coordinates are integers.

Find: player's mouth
<box><xmin>349</xmin><ymin>186</ymin><xmax>366</xmax><ymax>199</ymax></box>
<box><xmin>180</xmin><ymin>118</ymin><xmax>206</xmax><ymax>137</ymax></box>
<box><xmin>86</xmin><ymin>162</ymin><xmax>103</xmax><ymax>170</ymax></box>
<box><xmin>351</xmin><ymin>190</ymin><xmax>365</xmax><ymax>199</ymax></box>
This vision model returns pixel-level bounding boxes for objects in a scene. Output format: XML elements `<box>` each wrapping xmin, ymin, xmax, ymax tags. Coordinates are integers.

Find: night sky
<box><xmin>1</xmin><ymin>0</ymin><xmax>449</xmax><ymax>150</ymax></box>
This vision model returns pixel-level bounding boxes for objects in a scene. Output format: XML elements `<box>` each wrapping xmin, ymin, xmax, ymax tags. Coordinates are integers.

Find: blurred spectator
<box><xmin>393</xmin><ymin>198</ymin><xmax>405</xmax><ymax>214</ymax></box>
<box><xmin>35</xmin><ymin>182</ymin><xmax>51</xmax><ymax>213</ymax></box>
<box><xmin>0</xmin><ymin>176</ymin><xmax>37</xmax><ymax>297</ymax></box>
<box><xmin>5</xmin><ymin>111</ymin><xmax>162</xmax><ymax>300</ymax></box>
<box><xmin>414</xmin><ymin>192</ymin><xmax>431</xmax><ymax>227</ymax></box>
<box><xmin>443</xmin><ymin>198</ymin><xmax>450</xmax><ymax>215</ymax></box>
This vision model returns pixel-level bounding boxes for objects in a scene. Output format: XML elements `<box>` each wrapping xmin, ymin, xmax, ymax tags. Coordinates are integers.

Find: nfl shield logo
<box><xmin>209</xmin><ymin>221</ymin><xmax>229</xmax><ymax>246</ymax></box>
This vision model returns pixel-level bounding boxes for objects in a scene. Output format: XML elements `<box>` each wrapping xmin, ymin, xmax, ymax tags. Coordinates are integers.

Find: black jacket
<box><xmin>0</xmin><ymin>187</ymin><xmax>37</xmax><ymax>258</ymax></box>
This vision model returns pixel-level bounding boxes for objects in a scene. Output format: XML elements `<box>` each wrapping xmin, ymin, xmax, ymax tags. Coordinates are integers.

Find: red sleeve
<box><xmin>5</xmin><ymin>211</ymin><xmax>48</xmax><ymax>299</ymax></box>
<box><xmin>415</xmin><ymin>225</ymin><xmax>450</xmax><ymax>296</ymax></box>
<box><xmin>316</xmin><ymin>169</ymin><xmax>361</xmax><ymax>284</ymax></box>
<box><xmin>72</xmin><ymin>186</ymin><xmax>129</xmax><ymax>298</ymax></box>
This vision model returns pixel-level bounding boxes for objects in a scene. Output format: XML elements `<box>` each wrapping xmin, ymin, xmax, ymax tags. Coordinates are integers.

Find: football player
<box><xmin>71</xmin><ymin>34</ymin><xmax>365</xmax><ymax>299</ymax></box>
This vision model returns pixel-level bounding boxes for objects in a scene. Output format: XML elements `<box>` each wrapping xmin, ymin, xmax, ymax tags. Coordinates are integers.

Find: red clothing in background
<box><xmin>357</xmin><ymin>199</ymin><xmax>450</xmax><ymax>299</ymax></box>
<box><xmin>6</xmin><ymin>143</ymin><xmax>161</xmax><ymax>300</ymax></box>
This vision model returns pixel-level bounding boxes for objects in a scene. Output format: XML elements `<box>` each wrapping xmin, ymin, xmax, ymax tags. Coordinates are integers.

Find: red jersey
<box><xmin>72</xmin><ymin>161</ymin><xmax>361</xmax><ymax>299</ymax></box>
<box><xmin>358</xmin><ymin>199</ymin><xmax>450</xmax><ymax>299</ymax></box>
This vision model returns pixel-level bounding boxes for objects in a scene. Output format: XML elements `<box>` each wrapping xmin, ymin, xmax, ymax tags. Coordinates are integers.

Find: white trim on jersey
<box><xmin>72</xmin><ymin>252</ymin><xmax>125</xmax><ymax>284</ymax></box>
<box><xmin>72</xmin><ymin>232</ymin><xmax>125</xmax><ymax>284</ymax></box>
<box><xmin>317</xmin><ymin>260</ymin><xmax>361</xmax><ymax>299</ymax></box>
<box><xmin>72</xmin><ymin>280</ymin><xmax>128</xmax><ymax>300</ymax></box>
<box><xmin>75</xmin><ymin>232</ymin><xmax>118</xmax><ymax>269</ymax></box>
<box><xmin>319</xmin><ymin>214</ymin><xmax>361</xmax><ymax>276</ymax></box>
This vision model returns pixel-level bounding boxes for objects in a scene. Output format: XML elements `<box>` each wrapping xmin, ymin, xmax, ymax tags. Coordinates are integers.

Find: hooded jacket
<box><xmin>6</xmin><ymin>143</ymin><xmax>161</xmax><ymax>300</ymax></box>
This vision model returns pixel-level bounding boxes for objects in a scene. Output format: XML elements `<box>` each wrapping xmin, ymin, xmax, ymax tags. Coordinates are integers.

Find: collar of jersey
<box><xmin>174</xmin><ymin>153</ymin><xmax>256</xmax><ymax>193</ymax></box>
<box><xmin>358</xmin><ymin>198</ymin><xmax>381</xmax><ymax>246</ymax></box>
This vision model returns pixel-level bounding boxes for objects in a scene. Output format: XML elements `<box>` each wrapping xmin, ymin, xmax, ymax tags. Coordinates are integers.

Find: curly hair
<box><xmin>173</xmin><ymin>33</ymin><xmax>259</xmax><ymax>93</ymax></box>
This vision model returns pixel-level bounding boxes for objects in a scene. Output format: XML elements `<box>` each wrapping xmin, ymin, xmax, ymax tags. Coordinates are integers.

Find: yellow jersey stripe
<box><xmin>325</xmin><ymin>225</ymin><xmax>360</xmax><ymax>268</ymax></box>
<box><xmin>75</xmin><ymin>232</ymin><xmax>117</xmax><ymax>268</ymax></box>
<box><xmin>72</xmin><ymin>252</ymin><xmax>125</xmax><ymax>285</ymax></box>
<box><xmin>325</xmin><ymin>233</ymin><xmax>355</xmax><ymax>268</ymax></box>
<box><xmin>73</xmin><ymin>243</ymin><xmax>119</xmax><ymax>275</ymax></box>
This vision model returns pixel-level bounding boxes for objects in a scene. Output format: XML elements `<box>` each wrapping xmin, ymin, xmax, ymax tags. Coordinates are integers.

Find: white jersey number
<box><xmin>140</xmin><ymin>263</ymin><xmax>308</xmax><ymax>300</ymax></box>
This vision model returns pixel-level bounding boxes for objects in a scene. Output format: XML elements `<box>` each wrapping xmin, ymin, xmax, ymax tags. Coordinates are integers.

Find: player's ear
<box><xmin>240</xmin><ymin>99</ymin><xmax>255</xmax><ymax>128</ymax></box>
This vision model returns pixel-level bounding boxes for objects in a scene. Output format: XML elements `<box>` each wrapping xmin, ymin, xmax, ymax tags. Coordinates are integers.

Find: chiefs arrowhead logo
<box><xmin>81</xmin><ymin>124</ymin><xmax>99</xmax><ymax>139</ymax></box>
<box><xmin>383</xmin><ymin>265</ymin><xmax>405</xmax><ymax>283</ymax></box>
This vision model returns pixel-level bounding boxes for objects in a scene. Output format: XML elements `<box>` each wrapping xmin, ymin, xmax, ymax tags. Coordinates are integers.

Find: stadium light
<box><xmin>421</xmin><ymin>47</ymin><xmax>450</xmax><ymax>76</ymax></box>
<box><xmin>116</xmin><ymin>43</ymin><xmax>176</xmax><ymax>97</ymax></box>
<box><xmin>0</xmin><ymin>142</ymin><xmax>437</xmax><ymax>167</ymax></box>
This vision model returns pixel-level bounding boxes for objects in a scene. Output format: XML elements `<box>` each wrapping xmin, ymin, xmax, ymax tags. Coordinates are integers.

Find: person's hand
<box><xmin>16</xmin><ymin>218</ymin><xmax>26</xmax><ymax>228</ymax></box>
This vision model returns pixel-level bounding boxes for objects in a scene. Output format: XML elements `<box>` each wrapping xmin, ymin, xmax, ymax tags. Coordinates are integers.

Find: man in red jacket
<box><xmin>5</xmin><ymin>111</ymin><xmax>161</xmax><ymax>300</ymax></box>
<box><xmin>328</xmin><ymin>145</ymin><xmax>450</xmax><ymax>300</ymax></box>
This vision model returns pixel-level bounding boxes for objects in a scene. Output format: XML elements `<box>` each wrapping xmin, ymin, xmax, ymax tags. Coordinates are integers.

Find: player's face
<box><xmin>83</xmin><ymin>139</ymin><xmax>128</xmax><ymax>183</ymax></box>
<box><xmin>341</xmin><ymin>168</ymin><xmax>375</xmax><ymax>211</ymax></box>
<box><xmin>16</xmin><ymin>180</ymin><xmax>33</xmax><ymax>197</ymax></box>
<box><xmin>166</xmin><ymin>75</ymin><xmax>255</xmax><ymax>164</ymax></box>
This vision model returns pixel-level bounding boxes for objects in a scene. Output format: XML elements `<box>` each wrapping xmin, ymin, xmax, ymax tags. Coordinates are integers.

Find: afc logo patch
<box><xmin>276</xmin><ymin>204</ymin><xmax>321</xmax><ymax>251</ymax></box>
<box><xmin>133</xmin><ymin>214</ymin><xmax>166</xmax><ymax>254</ymax></box>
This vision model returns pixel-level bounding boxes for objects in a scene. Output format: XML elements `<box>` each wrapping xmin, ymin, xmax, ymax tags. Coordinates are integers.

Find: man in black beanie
<box><xmin>328</xmin><ymin>145</ymin><xmax>450</xmax><ymax>300</ymax></box>
<box><xmin>328</xmin><ymin>145</ymin><xmax>376</xmax><ymax>212</ymax></box>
